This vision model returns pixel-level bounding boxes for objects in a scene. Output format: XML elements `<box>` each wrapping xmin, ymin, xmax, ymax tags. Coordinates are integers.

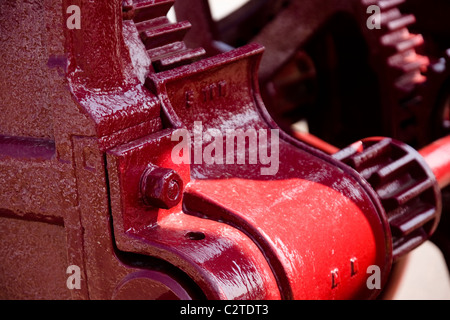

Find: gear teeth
<box><xmin>377</xmin><ymin>0</ymin><xmax>406</xmax><ymax>10</ymax></box>
<box><xmin>389</xmin><ymin>55</ymin><xmax>429</xmax><ymax>75</ymax></box>
<box><xmin>369</xmin><ymin>152</ymin><xmax>416</xmax><ymax>184</ymax></box>
<box><xmin>367</xmin><ymin>0</ymin><xmax>430</xmax><ymax>93</ymax></box>
<box><xmin>382</xmin><ymin>31</ymin><xmax>424</xmax><ymax>53</ymax></box>
<box><xmin>123</xmin><ymin>0</ymin><xmax>205</xmax><ymax>73</ymax></box>
<box><xmin>132</xmin><ymin>0</ymin><xmax>175</xmax><ymax>23</ymax></box>
<box><xmin>152</xmin><ymin>47</ymin><xmax>206</xmax><ymax>72</ymax></box>
<box><xmin>362</xmin><ymin>0</ymin><xmax>406</xmax><ymax>10</ymax></box>
<box><xmin>146</xmin><ymin>41</ymin><xmax>187</xmax><ymax>59</ymax></box>
<box><xmin>390</xmin><ymin>204</ymin><xmax>436</xmax><ymax>237</ymax></box>
<box><xmin>335</xmin><ymin>138</ymin><xmax>441</xmax><ymax>260</ymax></box>
<box><xmin>381</xmin><ymin>178</ymin><xmax>435</xmax><ymax>207</ymax></box>
<box><xmin>387</xmin><ymin>49</ymin><xmax>430</xmax><ymax>91</ymax></box>
<box><xmin>379</xmin><ymin>8</ymin><xmax>402</xmax><ymax>25</ymax></box>
<box><xmin>340</xmin><ymin>138</ymin><xmax>391</xmax><ymax>170</ymax></box>
<box><xmin>392</xmin><ymin>230</ymin><xmax>427</xmax><ymax>259</ymax></box>
<box><xmin>135</xmin><ymin>16</ymin><xmax>171</xmax><ymax>31</ymax></box>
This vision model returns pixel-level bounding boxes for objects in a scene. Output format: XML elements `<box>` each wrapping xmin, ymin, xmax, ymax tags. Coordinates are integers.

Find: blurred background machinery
<box><xmin>175</xmin><ymin>0</ymin><xmax>450</xmax><ymax>294</ymax></box>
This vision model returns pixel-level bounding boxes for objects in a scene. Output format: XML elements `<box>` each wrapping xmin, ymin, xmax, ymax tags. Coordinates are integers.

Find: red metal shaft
<box><xmin>420</xmin><ymin>135</ymin><xmax>450</xmax><ymax>189</ymax></box>
<box><xmin>291</xmin><ymin>130</ymin><xmax>340</xmax><ymax>155</ymax></box>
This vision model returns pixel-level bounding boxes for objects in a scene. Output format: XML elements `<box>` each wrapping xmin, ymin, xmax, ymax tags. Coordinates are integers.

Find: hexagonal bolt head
<box><xmin>140</xmin><ymin>165</ymin><xmax>184</xmax><ymax>209</ymax></box>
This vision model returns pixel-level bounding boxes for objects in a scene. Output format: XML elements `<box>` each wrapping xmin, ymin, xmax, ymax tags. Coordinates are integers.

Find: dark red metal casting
<box><xmin>419</xmin><ymin>135</ymin><xmax>450</xmax><ymax>190</ymax></box>
<box><xmin>0</xmin><ymin>0</ymin><xmax>448</xmax><ymax>300</ymax></box>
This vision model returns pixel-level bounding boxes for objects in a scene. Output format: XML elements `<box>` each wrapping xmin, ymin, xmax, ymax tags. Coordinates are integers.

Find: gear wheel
<box><xmin>422</xmin><ymin>49</ymin><xmax>450</xmax><ymax>141</ymax></box>
<box><xmin>122</xmin><ymin>0</ymin><xmax>206</xmax><ymax>73</ymax></box>
<box><xmin>174</xmin><ymin>0</ymin><xmax>430</xmax><ymax>148</ymax></box>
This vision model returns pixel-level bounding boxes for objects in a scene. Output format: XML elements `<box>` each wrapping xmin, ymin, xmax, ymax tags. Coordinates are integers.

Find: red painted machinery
<box><xmin>0</xmin><ymin>0</ymin><xmax>449</xmax><ymax>300</ymax></box>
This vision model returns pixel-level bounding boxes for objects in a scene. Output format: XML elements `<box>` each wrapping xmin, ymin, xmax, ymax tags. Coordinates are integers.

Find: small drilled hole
<box><xmin>185</xmin><ymin>232</ymin><xmax>206</xmax><ymax>241</ymax></box>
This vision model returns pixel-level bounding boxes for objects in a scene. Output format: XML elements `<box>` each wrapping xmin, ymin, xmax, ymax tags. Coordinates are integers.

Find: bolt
<box><xmin>140</xmin><ymin>164</ymin><xmax>183</xmax><ymax>209</ymax></box>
